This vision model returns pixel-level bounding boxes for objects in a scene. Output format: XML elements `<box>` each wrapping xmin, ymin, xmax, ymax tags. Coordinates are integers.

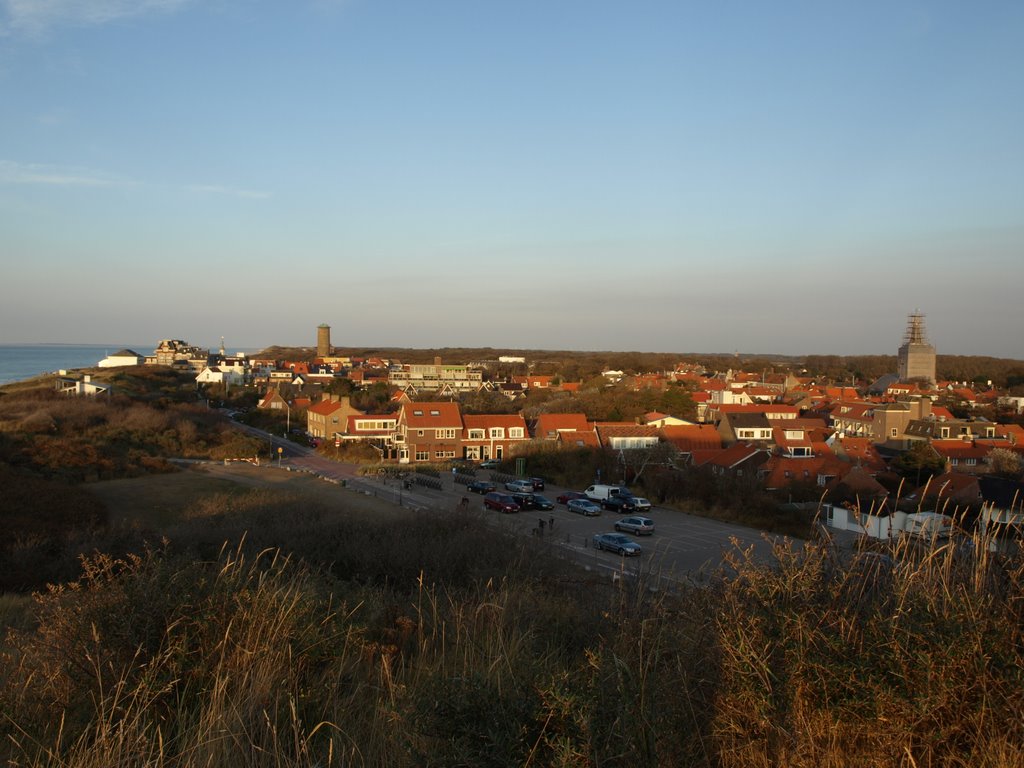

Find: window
<box><xmin>940</xmin><ymin>427</ymin><xmax>949</xmax><ymax>438</ymax></box>
<box><xmin>417</xmin><ymin>430</ymin><xmax>424</xmax><ymax>437</ymax></box>
<box><xmin>415</xmin><ymin>451</ymin><xmax>429</xmax><ymax>461</ymax></box>
<box><xmin>430</xmin><ymin>409</ymin><xmax>440</xmax><ymax>416</ymax></box>
<box><xmin>509</xmin><ymin>427</ymin><xmax>524</xmax><ymax>438</ymax></box>
<box><xmin>435</xmin><ymin>451</ymin><xmax>445</xmax><ymax>458</ymax></box>
<box><xmin>436</xmin><ymin>428</ymin><xmax>455</xmax><ymax>439</ymax></box>
<box><xmin>489</xmin><ymin>428</ymin><xmax>504</xmax><ymax>438</ymax></box>
<box><xmin>966</xmin><ymin>458</ymin><xmax>977</xmax><ymax>466</ymax></box>
<box><xmin>468</xmin><ymin>429</ymin><xmax>485</xmax><ymax>440</ymax></box>
<box><xmin>891</xmin><ymin>428</ymin><xmax>898</xmax><ymax>437</ymax></box>
<box><xmin>413</xmin><ymin>410</ymin><xmax>423</xmax><ymax>416</ymax></box>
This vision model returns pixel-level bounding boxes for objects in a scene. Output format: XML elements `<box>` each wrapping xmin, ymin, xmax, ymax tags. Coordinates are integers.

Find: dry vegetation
<box><xmin>1</xmin><ymin>463</ymin><xmax>1023</xmax><ymax>766</ymax></box>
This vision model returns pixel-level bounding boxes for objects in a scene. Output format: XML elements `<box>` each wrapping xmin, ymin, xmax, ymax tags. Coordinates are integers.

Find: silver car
<box><xmin>568</xmin><ymin>498</ymin><xmax>602</xmax><ymax>516</ymax></box>
<box><xmin>630</xmin><ymin>497</ymin><xmax>652</xmax><ymax>512</ymax></box>
<box><xmin>592</xmin><ymin>532</ymin><xmax>642</xmax><ymax>556</ymax></box>
<box><xmin>614</xmin><ymin>516</ymin><xmax>655</xmax><ymax>535</ymax></box>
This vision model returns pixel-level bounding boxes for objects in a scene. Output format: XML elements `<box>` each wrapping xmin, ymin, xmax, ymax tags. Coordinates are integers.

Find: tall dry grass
<box><xmin>1</xmin><ymin>512</ymin><xmax>1022</xmax><ymax>767</ymax></box>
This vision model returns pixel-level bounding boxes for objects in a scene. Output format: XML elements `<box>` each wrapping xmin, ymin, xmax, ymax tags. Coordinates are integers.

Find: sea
<box><xmin>0</xmin><ymin>344</ymin><xmax>151</xmax><ymax>386</ymax></box>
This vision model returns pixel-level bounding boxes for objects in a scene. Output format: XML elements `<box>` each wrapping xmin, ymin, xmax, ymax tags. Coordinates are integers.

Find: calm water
<box><xmin>0</xmin><ymin>344</ymin><xmax>150</xmax><ymax>385</ymax></box>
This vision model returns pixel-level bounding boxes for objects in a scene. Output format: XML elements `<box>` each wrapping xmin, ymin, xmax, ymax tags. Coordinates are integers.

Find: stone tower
<box><xmin>897</xmin><ymin>311</ymin><xmax>936</xmax><ymax>385</ymax></box>
<box><xmin>316</xmin><ymin>324</ymin><xmax>331</xmax><ymax>358</ymax></box>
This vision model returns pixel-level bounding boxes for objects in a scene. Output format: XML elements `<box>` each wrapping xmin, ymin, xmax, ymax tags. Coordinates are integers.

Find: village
<box><xmin>76</xmin><ymin>313</ymin><xmax>1024</xmax><ymax>544</ymax></box>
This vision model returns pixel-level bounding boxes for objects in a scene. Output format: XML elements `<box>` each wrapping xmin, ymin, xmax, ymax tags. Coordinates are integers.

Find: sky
<box><xmin>1</xmin><ymin>1</ymin><xmax>1022</xmax><ymax>358</ymax></box>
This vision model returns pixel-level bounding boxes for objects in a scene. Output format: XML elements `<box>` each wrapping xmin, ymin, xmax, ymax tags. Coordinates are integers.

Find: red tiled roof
<box><xmin>556</xmin><ymin>429</ymin><xmax>601</xmax><ymax>448</ymax></box>
<box><xmin>534</xmin><ymin>413</ymin><xmax>592</xmax><ymax>437</ymax></box>
<box><xmin>661</xmin><ymin>424</ymin><xmax>722</xmax><ymax>451</ymax></box>
<box><xmin>401</xmin><ymin>401</ymin><xmax>462</xmax><ymax>428</ymax></box>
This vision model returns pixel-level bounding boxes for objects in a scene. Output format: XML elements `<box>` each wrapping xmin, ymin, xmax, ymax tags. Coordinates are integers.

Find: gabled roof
<box><xmin>704</xmin><ymin>442</ymin><xmax>769</xmax><ymax>470</ymax></box>
<box><xmin>309</xmin><ymin>398</ymin><xmax>345</xmax><ymax>416</ymax></box>
<box><xmin>760</xmin><ymin>455</ymin><xmax>852</xmax><ymax>490</ymax></box>
<box><xmin>401</xmin><ymin>401</ymin><xmax>463</xmax><ymax>428</ymax></box>
<box><xmin>929</xmin><ymin>440</ymin><xmax>992</xmax><ymax>461</ymax></box>
<box><xmin>555</xmin><ymin>429</ymin><xmax>601</xmax><ymax>448</ymax></box>
<box><xmin>831</xmin><ymin>437</ymin><xmax>887</xmax><ymax>472</ymax></box>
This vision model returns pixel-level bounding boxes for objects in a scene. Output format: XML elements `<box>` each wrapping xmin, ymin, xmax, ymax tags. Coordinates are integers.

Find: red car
<box><xmin>557</xmin><ymin>491</ymin><xmax>586</xmax><ymax>505</ymax></box>
<box><xmin>484</xmin><ymin>492</ymin><xmax>521</xmax><ymax>514</ymax></box>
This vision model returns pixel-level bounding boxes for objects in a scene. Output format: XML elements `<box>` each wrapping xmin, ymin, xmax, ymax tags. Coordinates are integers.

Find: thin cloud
<box><xmin>186</xmin><ymin>184</ymin><xmax>271</xmax><ymax>200</ymax></box>
<box><xmin>0</xmin><ymin>160</ymin><xmax>131</xmax><ymax>187</ymax></box>
<box><xmin>1</xmin><ymin>0</ymin><xmax>192</xmax><ymax>34</ymax></box>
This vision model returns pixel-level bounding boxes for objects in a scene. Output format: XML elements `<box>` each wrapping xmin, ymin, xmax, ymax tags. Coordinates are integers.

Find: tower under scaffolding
<box><xmin>897</xmin><ymin>310</ymin><xmax>936</xmax><ymax>385</ymax></box>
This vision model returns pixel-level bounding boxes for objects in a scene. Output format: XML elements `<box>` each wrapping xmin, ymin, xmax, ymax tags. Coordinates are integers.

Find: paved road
<box><xmin>230</xmin><ymin>421</ymin><xmax>800</xmax><ymax>583</ymax></box>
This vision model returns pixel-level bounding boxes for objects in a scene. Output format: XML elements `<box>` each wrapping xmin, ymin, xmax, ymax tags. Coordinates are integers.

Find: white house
<box><xmin>195</xmin><ymin>366</ymin><xmax>245</xmax><ymax>387</ymax></box>
<box><xmin>55</xmin><ymin>374</ymin><xmax>111</xmax><ymax>397</ymax></box>
<box><xmin>97</xmin><ymin>349</ymin><xmax>145</xmax><ymax>368</ymax></box>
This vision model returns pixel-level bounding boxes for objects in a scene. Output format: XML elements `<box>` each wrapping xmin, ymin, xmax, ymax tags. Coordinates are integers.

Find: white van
<box><xmin>584</xmin><ymin>484</ymin><xmax>631</xmax><ymax>502</ymax></box>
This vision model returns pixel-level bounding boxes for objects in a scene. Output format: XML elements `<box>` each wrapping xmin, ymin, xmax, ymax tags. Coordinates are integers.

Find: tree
<box><xmin>892</xmin><ymin>442</ymin><xmax>946</xmax><ymax>486</ymax></box>
<box><xmin>988</xmin><ymin>447</ymin><xmax>1023</xmax><ymax>479</ymax></box>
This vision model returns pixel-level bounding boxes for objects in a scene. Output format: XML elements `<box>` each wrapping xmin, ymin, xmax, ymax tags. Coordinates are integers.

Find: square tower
<box><xmin>897</xmin><ymin>312</ymin><xmax>936</xmax><ymax>385</ymax></box>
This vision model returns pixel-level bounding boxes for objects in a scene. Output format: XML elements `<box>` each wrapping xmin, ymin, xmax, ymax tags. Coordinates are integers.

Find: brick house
<box><xmin>395</xmin><ymin>401</ymin><xmax>464</xmax><ymax>463</ymax></box>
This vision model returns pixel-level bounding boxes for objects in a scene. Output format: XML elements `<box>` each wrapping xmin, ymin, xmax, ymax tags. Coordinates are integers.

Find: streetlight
<box><xmin>283</xmin><ymin>400</ymin><xmax>291</xmax><ymax>437</ymax></box>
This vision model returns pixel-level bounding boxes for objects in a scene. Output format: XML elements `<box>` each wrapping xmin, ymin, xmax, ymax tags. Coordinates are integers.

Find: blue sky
<box><xmin>1</xmin><ymin>1</ymin><xmax>1022</xmax><ymax>358</ymax></box>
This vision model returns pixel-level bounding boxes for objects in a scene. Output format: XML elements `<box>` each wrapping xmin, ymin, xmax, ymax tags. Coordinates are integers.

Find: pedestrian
<box><xmin>549</xmin><ymin>516</ymin><xmax>554</xmax><ymax>530</ymax></box>
<box><xmin>538</xmin><ymin>518</ymin><xmax>545</xmax><ymax>535</ymax></box>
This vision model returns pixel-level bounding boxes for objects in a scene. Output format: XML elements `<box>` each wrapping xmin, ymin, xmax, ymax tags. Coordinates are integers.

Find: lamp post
<box><xmin>284</xmin><ymin>400</ymin><xmax>291</xmax><ymax>437</ymax></box>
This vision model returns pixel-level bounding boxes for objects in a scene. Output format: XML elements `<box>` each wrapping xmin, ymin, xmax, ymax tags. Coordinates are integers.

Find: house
<box><xmin>339</xmin><ymin>413</ymin><xmax>399</xmax><ymax>457</ymax></box>
<box><xmin>912</xmin><ymin>472</ymin><xmax>982</xmax><ymax>512</ymax></box>
<box><xmin>830</xmin><ymin>436</ymin><xmax>888</xmax><ymax>473</ymax></box>
<box><xmin>307</xmin><ymin>395</ymin><xmax>365</xmax><ymax>440</ymax></box>
<box><xmin>389</xmin><ymin>357</ymin><xmax>483</xmax><ymax>392</ymax></box>
<box><xmin>759</xmin><ymin>454</ymin><xmax>853</xmax><ymax>492</ymax></box>
<box><xmin>643</xmin><ymin>411</ymin><xmax>694</xmax><ymax>428</ymax></box>
<box><xmin>595</xmin><ymin>424</ymin><xmax>661</xmax><ymax>451</ymax></box>
<box><xmin>258</xmin><ymin>389</ymin><xmax>289</xmax><ymax>411</ymax></box>
<box><xmin>461</xmin><ymin>414</ymin><xmax>529</xmax><ymax>461</ymax></box>
<box><xmin>55</xmin><ymin>374</ymin><xmax>110</xmax><ymax>397</ymax></box>
<box><xmin>717</xmin><ymin>412</ymin><xmax>774</xmax><ymax>446</ymax></box>
<box><xmin>701</xmin><ymin>442</ymin><xmax>771</xmax><ymax>478</ymax></box>
<box><xmin>394</xmin><ymin>401</ymin><xmax>464</xmax><ymax>463</ymax></box>
<box><xmin>195</xmin><ymin>366</ymin><xmax>245</xmax><ymax>387</ymax></box>
<box><xmin>928</xmin><ymin>440</ymin><xmax>993</xmax><ymax>474</ymax></box>
<box><xmin>97</xmin><ymin>349</ymin><xmax>144</xmax><ymax>368</ymax></box>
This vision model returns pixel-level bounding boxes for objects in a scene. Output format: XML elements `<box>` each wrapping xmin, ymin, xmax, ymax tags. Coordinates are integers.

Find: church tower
<box><xmin>897</xmin><ymin>311</ymin><xmax>936</xmax><ymax>385</ymax></box>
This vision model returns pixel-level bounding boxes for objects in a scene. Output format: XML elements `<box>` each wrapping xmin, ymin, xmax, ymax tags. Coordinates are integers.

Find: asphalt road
<box><xmin>232</xmin><ymin>421</ymin><xmax>799</xmax><ymax>584</ymax></box>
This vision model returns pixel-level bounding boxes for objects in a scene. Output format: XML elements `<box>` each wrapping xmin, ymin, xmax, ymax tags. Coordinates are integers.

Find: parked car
<box><xmin>529</xmin><ymin>477</ymin><xmax>545</xmax><ymax>490</ymax></box>
<box><xmin>630</xmin><ymin>497</ymin><xmax>652</xmax><ymax>511</ymax></box>
<box><xmin>505</xmin><ymin>479</ymin><xmax>535</xmax><ymax>493</ymax></box>
<box><xmin>601</xmin><ymin>494</ymin><xmax>637</xmax><ymax>512</ymax></box>
<box><xmin>527</xmin><ymin>493</ymin><xmax>554</xmax><ymax>510</ymax></box>
<box><xmin>510</xmin><ymin>492</ymin><xmax>537</xmax><ymax>509</ymax></box>
<box><xmin>467</xmin><ymin>480</ymin><xmax>496</xmax><ymax>494</ymax></box>
<box><xmin>592</xmin><ymin>532</ymin><xmax>642</xmax><ymax>556</ymax></box>
<box><xmin>567</xmin><ymin>498</ymin><xmax>602</xmax><ymax>517</ymax></box>
<box><xmin>483</xmin><ymin>492</ymin><xmax>520</xmax><ymax>514</ymax></box>
<box><xmin>480</xmin><ymin>459</ymin><xmax>502</xmax><ymax>469</ymax></box>
<box><xmin>557</xmin><ymin>491</ymin><xmax>586</xmax><ymax>505</ymax></box>
<box><xmin>614</xmin><ymin>516</ymin><xmax>655</xmax><ymax>535</ymax></box>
